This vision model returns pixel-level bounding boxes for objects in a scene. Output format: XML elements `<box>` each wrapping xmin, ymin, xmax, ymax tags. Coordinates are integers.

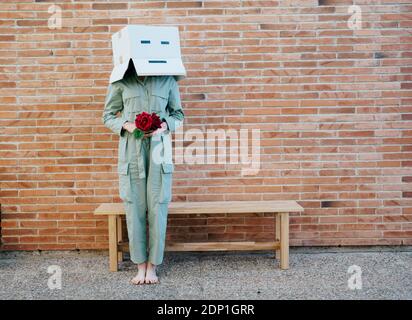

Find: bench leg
<box><xmin>275</xmin><ymin>213</ymin><xmax>281</xmax><ymax>260</ymax></box>
<box><xmin>280</xmin><ymin>212</ymin><xmax>289</xmax><ymax>270</ymax></box>
<box><xmin>117</xmin><ymin>216</ymin><xmax>123</xmax><ymax>262</ymax></box>
<box><xmin>108</xmin><ymin>215</ymin><xmax>118</xmax><ymax>272</ymax></box>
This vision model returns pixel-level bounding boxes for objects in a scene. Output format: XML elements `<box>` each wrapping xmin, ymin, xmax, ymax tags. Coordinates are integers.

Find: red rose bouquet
<box><xmin>133</xmin><ymin>112</ymin><xmax>162</xmax><ymax>139</ymax></box>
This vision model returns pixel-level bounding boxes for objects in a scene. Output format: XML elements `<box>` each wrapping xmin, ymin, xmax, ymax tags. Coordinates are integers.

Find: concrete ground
<box><xmin>0</xmin><ymin>247</ymin><xmax>411</xmax><ymax>300</ymax></box>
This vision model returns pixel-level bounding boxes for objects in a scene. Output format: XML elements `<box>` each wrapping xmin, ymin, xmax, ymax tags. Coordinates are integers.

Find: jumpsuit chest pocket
<box><xmin>123</xmin><ymin>92</ymin><xmax>142</xmax><ymax>121</ymax></box>
<box><xmin>150</xmin><ymin>92</ymin><xmax>168</xmax><ymax>114</ymax></box>
<box><xmin>118</xmin><ymin>162</ymin><xmax>132</xmax><ymax>203</ymax></box>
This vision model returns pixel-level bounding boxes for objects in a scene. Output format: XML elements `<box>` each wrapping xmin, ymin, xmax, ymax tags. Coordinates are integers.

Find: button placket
<box><xmin>146</xmin><ymin>86</ymin><xmax>151</xmax><ymax>113</ymax></box>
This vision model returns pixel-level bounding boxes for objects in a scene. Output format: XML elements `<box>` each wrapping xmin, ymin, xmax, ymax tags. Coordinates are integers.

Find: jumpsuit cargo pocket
<box><xmin>118</xmin><ymin>162</ymin><xmax>132</xmax><ymax>203</ymax></box>
<box><xmin>159</xmin><ymin>163</ymin><xmax>174</xmax><ymax>203</ymax></box>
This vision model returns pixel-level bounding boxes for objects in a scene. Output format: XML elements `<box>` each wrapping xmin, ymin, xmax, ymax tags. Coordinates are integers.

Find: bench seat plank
<box><xmin>95</xmin><ymin>200</ymin><xmax>303</xmax><ymax>216</ymax></box>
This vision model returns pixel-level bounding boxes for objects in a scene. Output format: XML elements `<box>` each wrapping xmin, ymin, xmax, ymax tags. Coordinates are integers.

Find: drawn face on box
<box><xmin>110</xmin><ymin>25</ymin><xmax>186</xmax><ymax>83</ymax></box>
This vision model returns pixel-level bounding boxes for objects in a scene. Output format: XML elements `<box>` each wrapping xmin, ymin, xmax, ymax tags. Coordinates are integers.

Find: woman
<box><xmin>102</xmin><ymin>65</ymin><xmax>184</xmax><ymax>284</ymax></box>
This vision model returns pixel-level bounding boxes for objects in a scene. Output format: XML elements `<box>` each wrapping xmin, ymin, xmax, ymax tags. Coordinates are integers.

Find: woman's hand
<box><xmin>123</xmin><ymin>121</ymin><xmax>168</xmax><ymax>138</ymax></box>
<box><xmin>143</xmin><ymin>122</ymin><xmax>168</xmax><ymax>138</ymax></box>
<box><xmin>122</xmin><ymin>121</ymin><xmax>136</xmax><ymax>133</ymax></box>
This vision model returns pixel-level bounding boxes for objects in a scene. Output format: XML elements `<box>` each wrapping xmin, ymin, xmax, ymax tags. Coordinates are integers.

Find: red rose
<box><xmin>135</xmin><ymin>112</ymin><xmax>153</xmax><ymax>131</ymax></box>
<box><xmin>150</xmin><ymin>112</ymin><xmax>162</xmax><ymax>131</ymax></box>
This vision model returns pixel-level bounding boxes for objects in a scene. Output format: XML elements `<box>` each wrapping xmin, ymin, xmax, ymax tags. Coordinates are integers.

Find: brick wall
<box><xmin>1</xmin><ymin>0</ymin><xmax>411</xmax><ymax>250</ymax></box>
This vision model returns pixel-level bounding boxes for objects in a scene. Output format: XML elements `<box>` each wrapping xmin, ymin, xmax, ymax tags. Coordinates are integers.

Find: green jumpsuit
<box><xmin>102</xmin><ymin>73</ymin><xmax>184</xmax><ymax>265</ymax></box>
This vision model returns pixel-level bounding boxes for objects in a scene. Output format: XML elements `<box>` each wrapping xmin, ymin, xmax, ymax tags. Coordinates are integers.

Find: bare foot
<box><xmin>131</xmin><ymin>262</ymin><xmax>146</xmax><ymax>285</ymax></box>
<box><xmin>145</xmin><ymin>262</ymin><xmax>159</xmax><ymax>284</ymax></box>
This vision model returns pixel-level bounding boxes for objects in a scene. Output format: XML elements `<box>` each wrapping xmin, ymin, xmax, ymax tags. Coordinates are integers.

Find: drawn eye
<box><xmin>161</xmin><ymin>41</ymin><xmax>170</xmax><ymax>45</ymax></box>
<box><xmin>140</xmin><ymin>40</ymin><xmax>150</xmax><ymax>44</ymax></box>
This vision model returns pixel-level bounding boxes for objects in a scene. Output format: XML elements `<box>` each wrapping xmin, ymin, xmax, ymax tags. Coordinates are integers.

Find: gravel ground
<box><xmin>0</xmin><ymin>247</ymin><xmax>411</xmax><ymax>300</ymax></box>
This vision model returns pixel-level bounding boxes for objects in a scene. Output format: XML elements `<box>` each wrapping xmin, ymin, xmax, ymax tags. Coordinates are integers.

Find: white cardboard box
<box><xmin>110</xmin><ymin>25</ymin><xmax>186</xmax><ymax>83</ymax></box>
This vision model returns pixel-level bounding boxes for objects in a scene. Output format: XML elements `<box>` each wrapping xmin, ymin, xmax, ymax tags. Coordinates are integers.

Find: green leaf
<box><xmin>133</xmin><ymin>129</ymin><xmax>144</xmax><ymax>139</ymax></box>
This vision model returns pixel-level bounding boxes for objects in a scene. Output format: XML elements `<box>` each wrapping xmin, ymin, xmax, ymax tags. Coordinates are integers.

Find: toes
<box><xmin>131</xmin><ymin>277</ymin><xmax>145</xmax><ymax>285</ymax></box>
<box><xmin>144</xmin><ymin>277</ymin><xmax>156</xmax><ymax>284</ymax></box>
<box><xmin>150</xmin><ymin>278</ymin><xmax>158</xmax><ymax>284</ymax></box>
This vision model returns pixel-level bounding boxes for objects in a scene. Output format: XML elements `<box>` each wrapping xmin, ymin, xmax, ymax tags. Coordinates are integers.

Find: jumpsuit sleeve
<box><xmin>102</xmin><ymin>83</ymin><xmax>128</xmax><ymax>137</ymax></box>
<box><xmin>163</xmin><ymin>78</ymin><xmax>184</xmax><ymax>132</ymax></box>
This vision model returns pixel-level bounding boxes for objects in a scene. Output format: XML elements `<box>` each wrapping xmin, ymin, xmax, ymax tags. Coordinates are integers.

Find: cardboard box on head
<box><xmin>110</xmin><ymin>25</ymin><xmax>186</xmax><ymax>83</ymax></box>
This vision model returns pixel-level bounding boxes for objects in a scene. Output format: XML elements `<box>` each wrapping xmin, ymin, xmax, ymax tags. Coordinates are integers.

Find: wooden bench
<box><xmin>94</xmin><ymin>200</ymin><xmax>303</xmax><ymax>272</ymax></box>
